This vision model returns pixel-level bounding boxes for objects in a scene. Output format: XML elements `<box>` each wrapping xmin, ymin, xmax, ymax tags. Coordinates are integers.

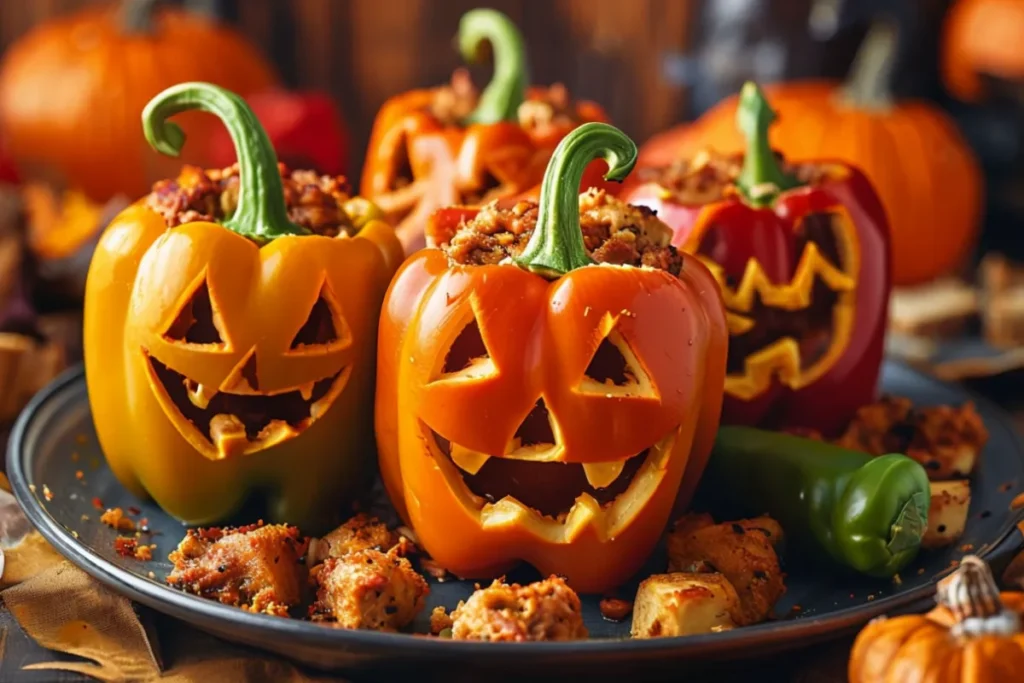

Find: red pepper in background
<box><xmin>0</xmin><ymin>138</ymin><xmax>19</xmax><ymax>186</ymax></box>
<box><xmin>208</xmin><ymin>90</ymin><xmax>349</xmax><ymax>176</ymax></box>
<box><xmin>622</xmin><ymin>82</ymin><xmax>892</xmax><ymax>436</ymax></box>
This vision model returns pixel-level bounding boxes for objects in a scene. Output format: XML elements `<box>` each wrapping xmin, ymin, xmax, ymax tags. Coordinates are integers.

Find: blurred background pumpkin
<box><xmin>0</xmin><ymin>0</ymin><xmax>279</xmax><ymax>204</ymax></box>
<box><xmin>640</xmin><ymin>5</ymin><xmax>984</xmax><ymax>288</ymax></box>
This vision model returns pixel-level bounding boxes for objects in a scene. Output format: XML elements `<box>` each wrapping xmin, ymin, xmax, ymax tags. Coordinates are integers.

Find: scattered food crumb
<box><xmin>69</xmin><ymin>493</ymin><xmax>77</xmax><ymax>501</ymax></box>
<box><xmin>892</xmin><ymin>574</ymin><xmax>902</xmax><ymax>586</ymax></box>
<box><xmin>28</xmin><ymin>484</ymin><xmax>35</xmax><ymax>493</ymax></box>
<box><xmin>128</xmin><ymin>506</ymin><xmax>141</xmax><ymax>516</ymax></box>
<box><xmin>71</xmin><ymin>452</ymin><xmax>80</xmax><ymax>462</ymax></box>
<box><xmin>599</xmin><ymin>597</ymin><xmax>633</xmax><ymax>622</ymax></box>
<box><xmin>115</xmin><ymin>537</ymin><xmax>138</xmax><ymax>557</ymax></box>
<box><xmin>867</xmin><ymin>595</ymin><xmax>875</xmax><ymax>601</ymax></box>
<box><xmin>75</xmin><ymin>434</ymin><xmax>87</xmax><ymax>445</ymax></box>
<box><xmin>100</xmin><ymin>508</ymin><xmax>137</xmax><ymax>532</ymax></box>
<box><xmin>918</xmin><ymin>568</ymin><xmax>925</xmax><ymax>575</ymax></box>
<box><xmin>148</xmin><ymin>571</ymin><xmax>156</xmax><ymax>579</ymax></box>
<box><xmin>999</xmin><ymin>482</ymin><xmax>1014</xmax><ymax>493</ymax></box>
<box><xmin>92</xmin><ymin>497</ymin><xmax>104</xmax><ymax>510</ymax></box>
<box><xmin>80</xmin><ymin>515</ymin><xmax>90</xmax><ymax>522</ymax></box>
<box><xmin>961</xmin><ymin>544</ymin><xmax>975</xmax><ymax>552</ymax></box>
<box><xmin>71</xmin><ymin>530</ymin><xmax>79</xmax><ymax>539</ymax></box>
<box><xmin>42</xmin><ymin>485</ymin><xmax>53</xmax><ymax>501</ymax></box>
<box><xmin>75</xmin><ymin>470</ymin><xmax>84</xmax><ymax>481</ymax></box>
<box><xmin>791</xmin><ymin>605</ymin><xmax>802</xmax><ymax>613</ymax></box>
<box><xmin>430</xmin><ymin>605</ymin><xmax>453</xmax><ymax>635</ymax></box>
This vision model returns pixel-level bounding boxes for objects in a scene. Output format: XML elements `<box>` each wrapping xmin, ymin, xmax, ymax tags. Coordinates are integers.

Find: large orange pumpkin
<box><xmin>640</xmin><ymin>22</ymin><xmax>983</xmax><ymax>287</ymax></box>
<box><xmin>0</xmin><ymin>0</ymin><xmax>278</xmax><ymax>203</ymax></box>
<box><xmin>942</xmin><ymin>0</ymin><xmax>1024</xmax><ymax>103</ymax></box>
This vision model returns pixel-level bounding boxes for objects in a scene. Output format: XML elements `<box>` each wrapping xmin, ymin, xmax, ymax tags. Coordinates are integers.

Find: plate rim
<box><xmin>9</xmin><ymin>362</ymin><xmax>1024</xmax><ymax>661</ymax></box>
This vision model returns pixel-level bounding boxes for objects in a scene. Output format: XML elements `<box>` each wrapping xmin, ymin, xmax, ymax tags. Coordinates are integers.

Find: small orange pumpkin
<box><xmin>942</xmin><ymin>0</ymin><xmax>1024</xmax><ymax>103</ymax></box>
<box><xmin>0</xmin><ymin>0</ymin><xmax>278</xmax><ymax>203</ymax></box>
<box><xmin>639</xmin><ymin>21</ymin><xmax>983</xmax><ymax>287</ymax></box>
<box><xmin>849</xmin><ymin>555</ymin><xmax>1024</xmax><ymax>682</ymax></box>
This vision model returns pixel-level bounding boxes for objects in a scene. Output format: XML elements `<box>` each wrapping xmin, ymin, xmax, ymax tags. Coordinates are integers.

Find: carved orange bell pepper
<box><xmin>375</xmin><ymin>123</ymin><xmax>728</xmax><ymax>593</ymax></box>
<box><xmin>84</xmin><ymin>83</ymin><xmax>401</xmax><ymax>533</ymax></box>
<box><xmin>361</xmin><ymin>8</ymin><xmax>611</xmax><ymax>255</ymax></box>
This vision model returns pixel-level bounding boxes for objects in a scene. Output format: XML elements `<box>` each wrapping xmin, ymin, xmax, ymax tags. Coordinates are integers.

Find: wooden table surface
<box><xmin>2</xmin><ymin>372</ymin><xmax>1022</xmax><ymax>683</ymax></box>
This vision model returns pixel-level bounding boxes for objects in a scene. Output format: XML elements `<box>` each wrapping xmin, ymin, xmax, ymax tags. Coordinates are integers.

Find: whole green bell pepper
<box><xmin>702</xmin><ymin>426</ymin><xmax>931</xmax><ymax>578</ymax></box>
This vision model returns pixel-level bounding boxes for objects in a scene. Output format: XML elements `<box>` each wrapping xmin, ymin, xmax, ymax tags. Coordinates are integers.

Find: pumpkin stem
<box><xmin>142</xmin><ymin>82</ymin><xmax>307</xmax><ymax>243</ymax></box>
<box><xmin>514</xmin><ymin>122</ymin><xmax>637</xmax><ymax>278</ymax></box>
<box><xmin>734</xmin><ymin>82</ymin><xmax>802</xmax><ymax>208</ymax></box>
<box><xmin>840</xmin><ymin>19</ymin><xmax>898</xmax><ymax>110</ymax></box>
<box><xmin>120</xmin><ymin>0</ymin><xmax>160</xmax><ymax>33</ymax></box>
<box><xmin>937</xmin><ymin>555</ymin><xmax>1021</xmax><ymax>638</ymax></box>
<box><xmin>459</xmin><ymin>9</ymin><xmax>529</xmax><ymax>126</ymax></box>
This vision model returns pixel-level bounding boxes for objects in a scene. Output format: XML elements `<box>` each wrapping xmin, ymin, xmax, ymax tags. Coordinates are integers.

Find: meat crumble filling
<box><xmin>145</xmin><ymin>164</ymin><xmax>350</xmax><ymax>443</ymax></box>
<box><xmin>638</xmin><ymin>153</ymin><xmax>847</xmax><ymax>375</ymax></box>
<box><xmin>437</xmin><ymin>188</ymin><xmax>682</xmax><ymax>275</ymax></box>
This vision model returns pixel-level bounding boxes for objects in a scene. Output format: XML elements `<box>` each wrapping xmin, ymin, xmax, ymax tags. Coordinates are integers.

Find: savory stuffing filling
<box><xmin>166</xmin><ymin>522</ymin><xmax>308</xmax><ymax>617</ymax></box>
<box><xmin>437</xmin><ymin>188</ymin><xmax>682</xmax><ymax>274</ymax></box>
<box><xmin>145</xmin><ymin>163</ymin><xmax>361</xmax><ymax>238</ymax></box>
<box><xmin>445</xmin><ymin>576</ymin><xmax>588</xmax><ymax>642</ymax></box>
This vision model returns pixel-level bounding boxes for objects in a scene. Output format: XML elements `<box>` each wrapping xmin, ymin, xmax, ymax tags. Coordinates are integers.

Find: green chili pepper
<box><xmin>702</xmin><ymin>426</ymin><xmax>931</xmax><ymax>578</ymax></box>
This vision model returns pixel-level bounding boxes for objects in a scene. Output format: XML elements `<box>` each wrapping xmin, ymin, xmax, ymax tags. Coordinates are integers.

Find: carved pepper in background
<box><xmin>622</xmin><ymin>82</ymin><xmax>892</xmax><ymax>436</ymax></box>
<box><xmin>361</xmin><ymin>8</ymin><xmax>612</xmax><ymax>254</ymax></box>
<box><xmin>84</xmin><ymin>82</ymin><xmax>402</xmax><ymax>533</ymax></box>
<box><xmin>375</xmin><ymin>122</ymin><xmax>728</xmax><ymax>593</ymax></box>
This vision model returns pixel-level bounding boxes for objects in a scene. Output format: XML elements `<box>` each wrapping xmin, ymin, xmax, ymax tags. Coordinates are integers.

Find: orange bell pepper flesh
<box><xmin>376</xmin><ymin>123</ymin><xmax>728</xmax><ymax>593</ymax></box>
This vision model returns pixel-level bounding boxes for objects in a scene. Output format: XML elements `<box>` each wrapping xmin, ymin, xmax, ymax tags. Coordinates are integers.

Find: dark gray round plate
<box><xmin>8</xmin><ymin>362</ymin><xmax>1024</xmax><ymax>678</ymax></box>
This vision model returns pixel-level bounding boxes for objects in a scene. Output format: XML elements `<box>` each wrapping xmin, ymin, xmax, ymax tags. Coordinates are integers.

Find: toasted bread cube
<box><xmin>922</xmin><ymin>480</ymin><xmax>971</xmax><ymax>549</ymax></box>
<box><xmin>310</xmin><ymin>513</ymin><xmax>400</xmax><ymax>564</ymax></box>
<box><xmin>309</xmin><ymin>546</ymin><xmax>428</xmax><ymax>631</ymax></box>
<box><xmin>166</xmin><ymin>522</ymin><xmax>306</xmax><ymax>617</ymax></box>
<box><xmin>631</xmin><ymin>573</ymin><xmax>740</xmax><ymax>638</ymax></box>
<box><xmin>449</xmin><ymin>576</ymin><xmax>587</xmax><ymax>642</ymax></box>
<box><xmin>667</xmin><ymin>516</ymin><xmax>786</xmax><ymax>625</ymax></box>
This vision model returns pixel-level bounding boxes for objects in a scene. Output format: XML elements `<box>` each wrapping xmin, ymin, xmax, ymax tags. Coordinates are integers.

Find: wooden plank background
<box><xmin>0</xmin><ymin>0</ymin><xmax>700</xmax><ymax>179</ymax></box>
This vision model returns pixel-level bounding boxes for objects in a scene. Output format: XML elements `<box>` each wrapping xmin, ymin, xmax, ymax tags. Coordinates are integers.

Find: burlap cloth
<box><xmin>0</xmin><ymin>473</ymin><xmax>349</xmax><ymax>683</ymax></box>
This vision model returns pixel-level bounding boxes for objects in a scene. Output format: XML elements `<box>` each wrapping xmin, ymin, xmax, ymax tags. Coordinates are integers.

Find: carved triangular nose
<box><xmin>510</xmin><ymin>399</ymin><xmax>555</xmax><ymax>449</ymax></box>
<box><xmin>221</xmin><ymin>350</ymin><xmax>260</xmax><ymax>394</ymax></box>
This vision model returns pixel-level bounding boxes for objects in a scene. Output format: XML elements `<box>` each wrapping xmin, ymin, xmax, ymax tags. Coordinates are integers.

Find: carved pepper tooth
<box><xmin>581</xmin><ymin>461</ymin><xmax>626</xmax><ymax>490</ymax></box>
<box><xmin>449</xmin><ymin>444</ymin><xmax>490</xmax><ymax>475</ymax></box>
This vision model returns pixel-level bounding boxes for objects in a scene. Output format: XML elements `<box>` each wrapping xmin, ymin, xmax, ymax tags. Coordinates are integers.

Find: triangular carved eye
<box><xmin>577</xmin><ymin>318</ymin><xmax>657</xmax><ymax>399</ymax></box>
<box><xmin>290</xmin><ymin>295</ymin><xmax>339</xmax><ymax>349</ymax></box>
<box><xmin>440</xmin><ymin>319</ymin><xmax>494</xmax><ymax>379</ymax></box>
<box><xmin>165</xmin><ymin>281</ymin><xmax>223</xmax><ymax>345</ymax></box>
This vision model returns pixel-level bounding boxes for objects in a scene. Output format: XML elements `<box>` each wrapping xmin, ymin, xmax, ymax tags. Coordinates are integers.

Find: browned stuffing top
<box><xmin>428</xmin><ymin>68</ymin><xmax>584</xmax><ymax>132</ymax></box>
<box><xmin>438</xmin><ymin>188</ymin><xmax>682</xmax><ymax>275</ymax></box>
<box><xmin>635</xmin><ymin>150</ymin><xmax>834</xmax><ymax>205</ymax></box>
<box><xmin>145</xmin><ymin>163</ymin><xmax>359</xmax><ymax>237</ymax></box>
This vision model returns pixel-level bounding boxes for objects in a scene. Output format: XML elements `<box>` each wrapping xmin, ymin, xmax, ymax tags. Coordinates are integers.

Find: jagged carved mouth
<box><xmin>424</xmin><ymin>399</ymin><xmax>661</xmax><ymax>522</ymax></box>
<box><xmin>696</xmin><ymin>210</ymin><xmax>858</xmax><ymax>398</ymax></box>
<box><xmin>146</xmin><ymin>355</ymin><xmax>348</xmax><ymax>458</ymax></box>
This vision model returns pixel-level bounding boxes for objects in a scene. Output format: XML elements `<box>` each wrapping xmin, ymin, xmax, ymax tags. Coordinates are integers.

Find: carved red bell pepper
<box><xmin>622</xmin><ymin>82</ymin><xmax>892</xmax><ymax>436</ymax></box>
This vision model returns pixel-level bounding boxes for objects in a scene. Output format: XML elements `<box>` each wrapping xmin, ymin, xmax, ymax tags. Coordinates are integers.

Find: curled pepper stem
<box><xmin>515</xmin><ymin>122</ymin><xmax>637</xmax><ymax>278</ymax></box>
<box><xmin>459</xmin><ymin>9</ymin><xmax>529</xmax><ymax>125</ymax></box>
<box><xmin>142</xmin><ymin>82</ymin><xmax>307</xmax><ymax>243</ymax></box>
<box><xmin>734</xmin><ymin>81</ymin><xmax>802</xmax><ymax>207</ymax></box>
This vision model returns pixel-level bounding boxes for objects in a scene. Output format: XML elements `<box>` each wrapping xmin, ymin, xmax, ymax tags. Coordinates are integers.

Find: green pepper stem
<box><xmin>840</xmin><ymin>19</ymin><xmax>898</xmax><ymax>110</ymax></box>
<box><xmin>459</xmin><ymin>9</ymin><xmax>529</xmax><ymax>126</ymax></box>
<box><xmin>120</xmin><ymin>0</ymin><xmax>159</xmax><ymax>33</ymax></box>
<box><xmin>734</xmin><ymin>81</ymin><xmax>802</xmax><ymax>207</ymax></box>
<box><xmin>514</xmin><ymin>122</ymin><xmax>637</xmax><ymax>278</ymax></box>
<box><xmin>142</xmin><ymin>82</ymin><xmax>306</xmax><ymax>243</ymax></box>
